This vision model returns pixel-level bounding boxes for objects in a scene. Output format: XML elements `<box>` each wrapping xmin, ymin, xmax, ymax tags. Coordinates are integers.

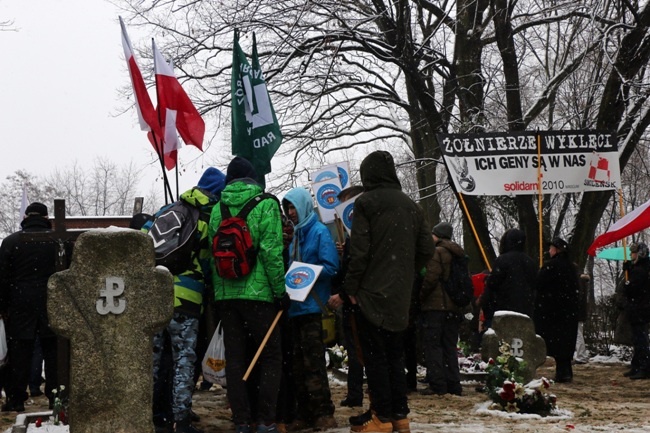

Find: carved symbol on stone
<box><xmin>511</xmin><ymin>338</ymin><xmax>524</xmax><ymax>357</ymax></box>
<box><xmin>96</xmin><ymin>277</ymin><xmax>126</xmax><ymax>315</ymax></box>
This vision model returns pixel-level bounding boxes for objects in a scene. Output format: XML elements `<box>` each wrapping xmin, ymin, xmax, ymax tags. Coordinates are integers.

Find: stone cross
<box><xmin>481</xmin><ymin>311</ymin><xmax>547</xmax><ymax>383</ymax></box>
<box><xmin>48</xmin><ymin>229</ymin><xmax>173</xmax><ymax>433</ymax></box>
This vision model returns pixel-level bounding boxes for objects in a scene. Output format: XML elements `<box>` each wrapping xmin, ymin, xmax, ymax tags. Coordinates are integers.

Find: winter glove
<box><xmin>274</xmin><ymin>292</ymin><xmax>291</xmax><ymax>312</ymax></box>
<box><xmin>623</xmin><ymin>260</ymin><xmax>633</xmax><ymax>271</ymax></box>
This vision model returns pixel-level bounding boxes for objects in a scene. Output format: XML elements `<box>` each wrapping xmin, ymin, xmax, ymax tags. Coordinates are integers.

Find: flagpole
<box><xmin>175</xmin><ymin>166</ymin><xmax>180</xmax><ymax>201</ymax></box>
<box><xmin>457</xmin><ymin>192</ymin><xmax>491</xmax><ymax>272</ymax></box>
<box><xmin>618</xmin><ymin>188</ymin><xmax>629</xmax><ymax>281</ymax></box>
<box><xmin>537</xmin><ymin>133</ymin><xmax>543</xmax><ymax>268</ymax></box>
<box><xmin>151</xmin><ymin>132</ymin><xmax>174</xmax><ymax>204</ymax></box>
<box><xmin>152</xmin><ymin>38</ymin><xmax>175</xmax><ymax>204</ymax></box>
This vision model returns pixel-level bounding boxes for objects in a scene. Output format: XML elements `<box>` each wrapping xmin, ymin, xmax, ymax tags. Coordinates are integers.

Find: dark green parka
<box><xmin>343</xmin><ymin>151</ymin><xmax>434</xmax><ymax>331</ymax></box>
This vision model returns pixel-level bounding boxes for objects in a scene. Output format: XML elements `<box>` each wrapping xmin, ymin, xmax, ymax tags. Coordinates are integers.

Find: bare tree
<box><xmin>43</xmin><ymin>158</ymin><xmax>153</xmax><ymax>217</ymax></box>
<box><xmin>0</xmin><ymin>160</ymin><xmax>160</xmax><ymax>239</ymax></box>
<box><xmin>117</xmin><ymin>0</ymin><xmax>650</xmax><ymax>271</ymax></box>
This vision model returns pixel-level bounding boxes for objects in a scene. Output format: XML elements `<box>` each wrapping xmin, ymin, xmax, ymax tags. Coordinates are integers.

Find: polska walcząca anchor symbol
<box><xmin>96</xmin><ymin>277</ymin><xmax>126</xmax><ymax>315</ymax></box>
<box><xmin>510</xmin><ymin>338</ymin><xmax>524</xmax><ymax>357</ymax></box>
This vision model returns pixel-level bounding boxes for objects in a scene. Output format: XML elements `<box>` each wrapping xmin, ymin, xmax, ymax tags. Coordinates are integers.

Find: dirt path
<box><xmin>2</xmin><ymin>359</ymin><xmax>650</xmax><ymax>432</ymax></box>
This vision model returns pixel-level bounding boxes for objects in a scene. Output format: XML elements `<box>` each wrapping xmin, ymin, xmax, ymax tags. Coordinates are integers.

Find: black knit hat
<box><xmin>225</xmin><ymin>156</ymin><xmax>257</xmax><ymax>184</ymax></box>
<box><xmin>25</xmin><ymin>202</ymin><xmax>48</xmax><ymax>217</ymax></box>
<box><xmin>630</xmin><ymin>242</ymin><xmax>649</xmax><ymax>259</ymax></box>
<box><xmin>432</xmin><ymin>222</ymin><xmax>453</xmax><ymax>240</ymax></box>
<box><xmin>550</xmin><ymin>237</ymin><xmax>568</xmax><ymax>251</ymax></box>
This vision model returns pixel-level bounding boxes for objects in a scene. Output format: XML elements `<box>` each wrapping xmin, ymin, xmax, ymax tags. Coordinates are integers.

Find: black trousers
<box><xmin>7</xmin><ymin>335</ymin><xmax>57</xmax><ymax>404</ymax></box>
<box><xmin>341</xmin><ymin>306</ymin><xmax>364</xmax><ymax>402</ymax></box>
<box><xmin>356</xmin><ymin>313</ymin><xmax>408</xmax><ymax>419</ymax></box>
<box><xmin>420</xmin><ymin>310</ymin><xmax>461</xmax><ymax>394</ymax></box>
<box><xmin>217</xmin><ymin>300</ymin><xmax>282</xmax><ymax>425</ymax></box>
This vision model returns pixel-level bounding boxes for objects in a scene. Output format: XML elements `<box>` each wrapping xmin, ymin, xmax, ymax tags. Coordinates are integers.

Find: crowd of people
<box><xmin>0</xmin><ymin>150</ymin><xmax>648</xmax><ymax>433</ymax></box>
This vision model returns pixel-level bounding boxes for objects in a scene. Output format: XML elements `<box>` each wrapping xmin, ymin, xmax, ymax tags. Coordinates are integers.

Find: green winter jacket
<box><xmin>209</xmin><ymin>180</ymin><xmax>285</xmax><ymax>303</ymax></box>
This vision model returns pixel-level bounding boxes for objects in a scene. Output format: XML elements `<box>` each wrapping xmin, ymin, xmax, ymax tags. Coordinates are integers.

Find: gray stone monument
<box><xmin>48</xmin><ymin>229</ymin><xmax>173</xmax><ymax>433</ymax></box>
<box><xmin>481</xmin><ymin>310</ymin><xmax>547</xmax><ymax>383</ymax></box>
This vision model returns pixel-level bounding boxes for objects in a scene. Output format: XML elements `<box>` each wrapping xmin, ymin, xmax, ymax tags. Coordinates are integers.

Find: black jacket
<box><xmin>534</xmin><ymin>251</ymin><xmax>580</xmax><ymax>358</ymax></box>
<box><xmin>0</xmin><ymin>216</ymin><xmax>60</xmax><ymax>339</ymax></box>
<box><xmin>623</xmin><ymin>257</ymin><xmax>650</xmax><ymax>325</ymax></box>
<box><xmin>482</xmin><ymin>229</ymin><xmax>537</xmax><ymax>321</ymax></box>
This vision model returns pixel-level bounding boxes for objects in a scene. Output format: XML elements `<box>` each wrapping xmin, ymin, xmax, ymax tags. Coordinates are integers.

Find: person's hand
<box><xmin>349</xmin><ymin>295</ymin><xmax>358</xmax><ymax>305</ymax></box>
<box><xmin>336</xmin><ymin>241</ymin><xmax>346</xmax><ymax>255</ymax></box>
<box><xmin>274</xmin><ymin>292</ymin><xmax>291</xmax><ymax>312</ymax></box>
<box><xmin>623</xmin><ymin>260</ymin><xmax>633</xmax><ymax>271</ymax></box>
<box><xmin>328</xmin><ymin>294</ymin><xmax>343</xmax><ymax>309</ymax></box>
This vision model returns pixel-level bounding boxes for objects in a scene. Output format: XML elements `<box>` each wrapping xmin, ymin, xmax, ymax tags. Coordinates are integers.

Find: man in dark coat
<box><xmin>0</xmin><ymin>203</ymin><xmax>61</xmax><ymax>412</ymax></box>
<box><xmin>479</xmin><ymin>228</ymin><xmax>537</xmax><ymax>327</ymax></box>
<box><xmin>534</xmin><ymin>237</ymin><xmax>580</xmax><ymax>383</ymax></box>
<box><xmin>341</xmin><ymin>150</ymin><xmax>434</xmax><ymax>433</ymax></box>
<box><xmin>621</xmin><ymin>242</ymin><xmax>650</xmax><ymax>380</ymax></box>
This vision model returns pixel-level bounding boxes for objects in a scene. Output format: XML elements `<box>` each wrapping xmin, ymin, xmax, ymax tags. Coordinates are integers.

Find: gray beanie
<box><xmin>432</xmin><ymin>222</ymin><xmax>453</xmax><ymax>240</ymax></box>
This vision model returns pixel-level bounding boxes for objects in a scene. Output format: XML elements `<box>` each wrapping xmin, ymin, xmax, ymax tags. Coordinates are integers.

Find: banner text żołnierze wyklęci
<box><xmin>437</xmin><ymin>131</ymin><xmax>621</xmax><ymax>196</ymax></box>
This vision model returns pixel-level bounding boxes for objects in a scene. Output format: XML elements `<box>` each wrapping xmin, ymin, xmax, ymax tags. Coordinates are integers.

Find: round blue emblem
<box><xmin>286</xmin><ymin>266</ymin><xmax>317</xmax><ymax>290</ymax></box>
<box><xmin>316</xmin><ymin>183</ymin><xmax>341</xmax><ymax>210</ymax></box>
<box><xmin>342</xmin><ymin>202</ymin><xmax>355</xmax><ymax>229</ymax></box>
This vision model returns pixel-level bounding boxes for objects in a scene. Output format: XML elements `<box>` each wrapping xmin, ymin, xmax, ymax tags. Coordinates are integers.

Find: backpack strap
<box><xmin>220</xmin><ymin>201</ymin><xmax>232</xmax><ymax>219</ymax></box>
<box><xmin>236</xmin><ymin>193</ymin><xmax>281</xmax><ymax>219</ymax></box>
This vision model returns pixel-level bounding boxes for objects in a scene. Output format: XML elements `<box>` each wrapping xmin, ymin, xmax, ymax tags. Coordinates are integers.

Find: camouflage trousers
<box><xmin>153</xmin><ymin>312</ymin><xmax>199</xmax><ymax>422</ymax></box>
<box><xmin>290</xmin><ymin>313</ymin><xmax>335</xmax><ymax>422</ymax></box>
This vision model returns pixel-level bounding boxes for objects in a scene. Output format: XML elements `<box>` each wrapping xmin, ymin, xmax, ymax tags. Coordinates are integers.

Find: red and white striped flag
<box><xmin>120</xmin><ymin>17</ymin><xmax>178</xmax><ymax>170</ymax></box>
<box><xmin>119</xmin><ymin>17</ymin><xmax>162</xmax><ymax>140</ymax></box>
<box><xmin>587</xmin><ymin>198</ymin><xmax>650</xmax><ymax>256</ymax></box>
<box><xmin>152</xmin><ymin>40</ymin><xmax>205</xmax><ymax>159</ymax></box>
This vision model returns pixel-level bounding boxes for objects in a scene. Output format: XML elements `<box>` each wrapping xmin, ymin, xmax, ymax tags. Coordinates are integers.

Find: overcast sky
<box><xmin>0</xmin><ymin>0</ymin><xmax>215</xmax><ymax>202</ymax></box>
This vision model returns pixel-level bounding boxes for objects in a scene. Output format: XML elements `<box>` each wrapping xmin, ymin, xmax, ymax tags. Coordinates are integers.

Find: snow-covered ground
<box><xmin>5</xmin><ymin>353</ymin><xmax>643</xmax><ymax>433</ymax></box>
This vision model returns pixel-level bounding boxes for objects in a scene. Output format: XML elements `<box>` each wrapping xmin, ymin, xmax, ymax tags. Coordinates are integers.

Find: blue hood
<box><xmin>282</xmin><ymin>187</ymin><xmax>316</xmax><ymax>230</ymax></box>
<box><xmin>197</xmin><ymin>167</ymin><xmax>226</xmax><ymax>199</ymax></box>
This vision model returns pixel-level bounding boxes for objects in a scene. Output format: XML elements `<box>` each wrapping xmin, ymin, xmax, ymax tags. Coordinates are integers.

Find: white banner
<box><xmin>437</xmin><ymin>131</ymin><xmax>621</xmax><ymax>196</ymax></box>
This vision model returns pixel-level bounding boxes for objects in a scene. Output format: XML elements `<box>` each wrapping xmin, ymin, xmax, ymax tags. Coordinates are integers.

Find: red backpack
<box><xmin>213</xmin><ymin>193</ymin><xmax>277</xmax><ymax>279</ymax></box>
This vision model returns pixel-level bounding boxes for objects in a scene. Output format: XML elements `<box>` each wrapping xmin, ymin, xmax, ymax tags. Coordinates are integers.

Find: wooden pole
<box><xmin>457</xmin><ymin>193</ymin><xmax>492</xmax><ymax>272</ymax></box>
<box><xmin>243</xmin><ymin>310</ymin><xmax>283</xmax><ymax>381</ymax></box>
<box><xmin>618</xmin><ymin>189</ymin><xmax>630</xmax><ymax>281</ymax></box>
<box><xmin>334</xmin><ymin>214</ymin><xmax>346</xmax><ymax>244</ymax></box>
<box><xmin>537</xmin><ymin>133</ymin><xmax>544</xmax><ymax>268</ymax></box>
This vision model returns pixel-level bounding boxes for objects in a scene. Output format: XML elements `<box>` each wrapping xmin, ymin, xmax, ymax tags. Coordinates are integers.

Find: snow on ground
<box><xmin>13</xmin><ymin>423</ymin><xmax>650</xmax><ymax>433</ymax></box>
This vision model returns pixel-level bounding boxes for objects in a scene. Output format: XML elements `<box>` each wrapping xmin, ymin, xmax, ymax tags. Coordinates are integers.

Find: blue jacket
<box><xmin>283</xmin><ymin>187</ymin><xmax>339</xmax><ymax>318</ymax></box>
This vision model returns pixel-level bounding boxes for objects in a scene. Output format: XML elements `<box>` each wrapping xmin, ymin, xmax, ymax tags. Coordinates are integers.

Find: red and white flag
<box><xmin>152</xmin><ymin>40</ymin><xmax>205</xmax><ymax>155</ymax></box>
<box><xmin>119</xmin><ymin>17</ymin><xmax>163</xmax><ymax>140</ymax></box>
<box><xmin>587</xmin><ymin>198</ymin><xmax>650</xmax><ymax>256</ymax></box>
<box><xmin>120</xmin><ymin>18</ymin><xmax>176</xmax><ymax>169</ymax></box>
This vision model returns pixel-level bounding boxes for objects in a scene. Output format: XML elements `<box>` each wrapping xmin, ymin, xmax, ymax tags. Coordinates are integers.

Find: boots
<box><xmin>174</xmin><ymin>417</ymin><xmax>204</xmax><ymax>433</ymax></box>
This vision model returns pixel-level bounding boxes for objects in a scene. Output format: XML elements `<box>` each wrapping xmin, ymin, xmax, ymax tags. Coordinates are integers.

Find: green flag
<box><xmin>231</xmin><ymin>31</ymin><xmax>283</xmax><ymax>187</ymax></box>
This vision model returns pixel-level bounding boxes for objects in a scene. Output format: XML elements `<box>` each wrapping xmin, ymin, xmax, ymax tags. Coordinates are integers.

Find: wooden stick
<box><xmin>334</xmin><ymin>214</ymin><xmax>346</xmax><ymax>244</ymax></box>
<box><xmin>243</xmin><ymin>309</ymin><xmax>283</xmax><ymax>381</ymax></box>
<box><xmin>537</xmin><ymin>133</ymin><xmax>543</xmax><ymax>269</ymax></box>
